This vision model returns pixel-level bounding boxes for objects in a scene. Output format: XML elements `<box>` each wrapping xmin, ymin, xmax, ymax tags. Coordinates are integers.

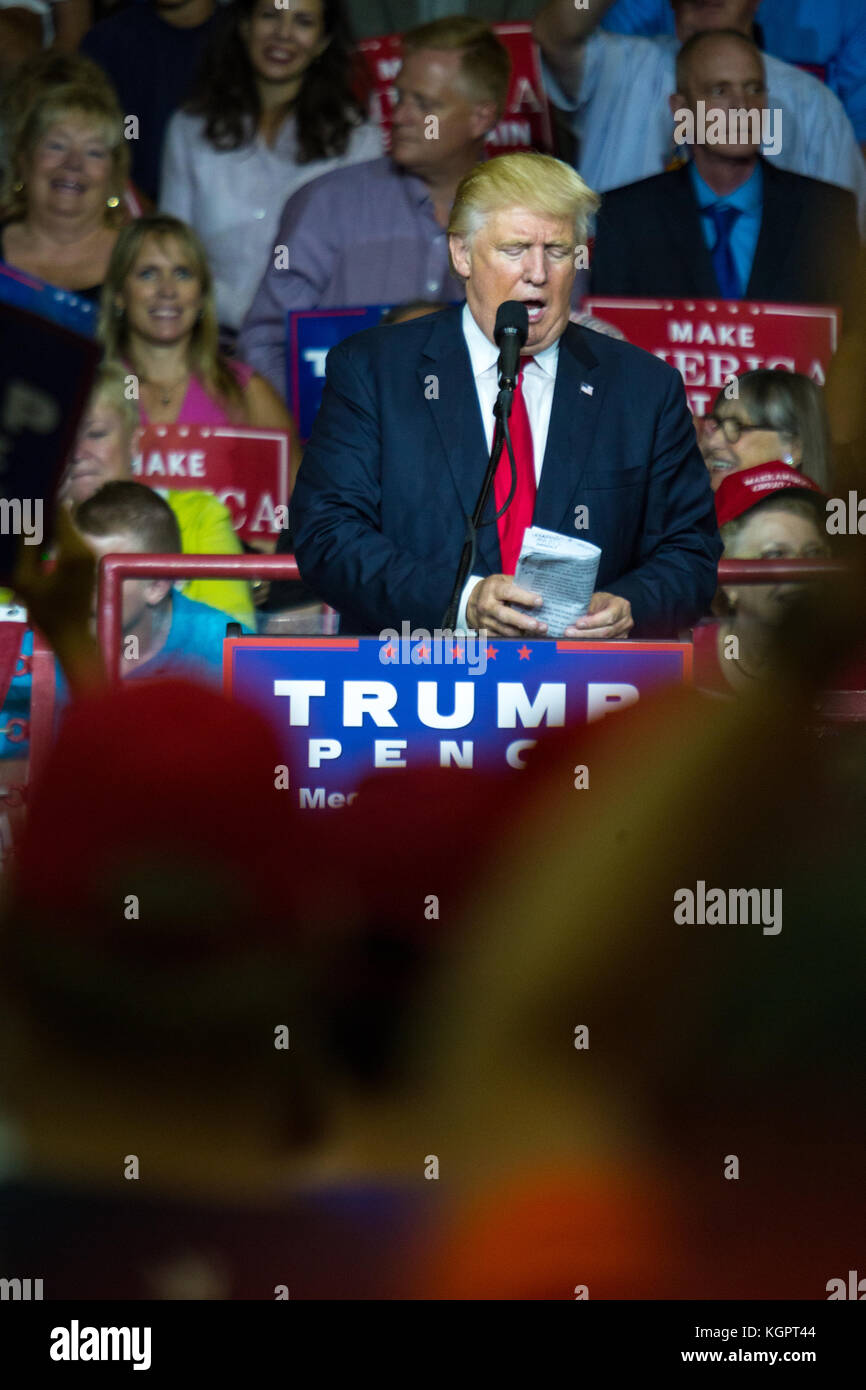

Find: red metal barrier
<box><xmin>717</xmin><ymin>559</ymin><xmax>846</xmax><ymax>584</ymax></box>
<box><xmin>96</xmin><ymin>554</ymin><xmax>851</xmax><ymax>684</ymax></box>
<box><xmin>28</xmin><ymin>631</ymin><xmax>57</xmax><ymax>789</ymax></box>
<box><xmin>97</xmin><ymin>554</ymin><xmax>306</xmax><ymax>684</ymax></box>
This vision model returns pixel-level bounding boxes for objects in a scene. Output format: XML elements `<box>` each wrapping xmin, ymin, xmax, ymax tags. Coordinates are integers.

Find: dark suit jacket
<box><xmin>291</xmin><ymin>306</ymin><xmax>722</xmax><ymax>637</ymax></box>
<box><xmin>590</xmin><ymin>160</ymin><xmax>859</xmax><ymax>317</ymax></box>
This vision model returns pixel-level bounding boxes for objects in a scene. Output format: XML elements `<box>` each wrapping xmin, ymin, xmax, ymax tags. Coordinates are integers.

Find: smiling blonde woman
<box><xmin>99</xmin><ymin>216</ymin><xmax>301</xmax><ymax>483</ymax></box>
<box><xmin>0</xmin><ymin>79</ymin><xmax>129</xmax><ymax>302</ymax></box>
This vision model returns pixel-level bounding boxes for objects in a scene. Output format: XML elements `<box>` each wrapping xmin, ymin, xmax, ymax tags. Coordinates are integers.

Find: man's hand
<box><xmin>466</xmin><ymin>575</ymin><xmax>548</xmax><ymax>637</ymax></box>
<box><xmin>564</xmin><ymin>591</ymin><xmax>633</xmax><ymax>640</ymax></box>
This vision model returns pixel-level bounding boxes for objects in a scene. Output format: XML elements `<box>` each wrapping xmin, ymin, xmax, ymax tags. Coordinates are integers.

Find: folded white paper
<box><xmin>513</xmin><ymin>526</ymin><xmax>601</xmax><ymax>638</ymax></box>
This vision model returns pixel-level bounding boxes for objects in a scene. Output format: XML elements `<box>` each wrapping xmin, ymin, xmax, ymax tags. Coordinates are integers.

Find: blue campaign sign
<box><xmin>287</xmin><ymin>306</ymin><xmax>390</xmax><ymax>440</ymax></box>
<box><xmin>225</xmin><ymin>636</ymin><xmax>693</xmax><ymax>809</ymax></box>
<box><xmin>0</xmin><ymin>264</ymin><xmax>97</xmax><ymax>338</ymax></box>
<box><xmin>0</xmin><ymin>300</ymin><xmax>100</xmax><ymax>581</ymax></box>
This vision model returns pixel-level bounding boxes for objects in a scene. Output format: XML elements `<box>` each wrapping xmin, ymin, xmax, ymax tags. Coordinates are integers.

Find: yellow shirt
<box><xmin>163</xmin><ymin>491</ymin><xmax>255</xmax><ymax>629</ymax></box>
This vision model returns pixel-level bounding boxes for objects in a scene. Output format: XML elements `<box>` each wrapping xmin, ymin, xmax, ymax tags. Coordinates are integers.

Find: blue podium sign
<box><xmin>0</xmin><ymin>264</ymin><xmax>97</xmax><ymax>338</ymax></box>
<box><xmin>225</xmin><ymin>637</ymin><xmax>693</xmax><ymax>808</ymax></box>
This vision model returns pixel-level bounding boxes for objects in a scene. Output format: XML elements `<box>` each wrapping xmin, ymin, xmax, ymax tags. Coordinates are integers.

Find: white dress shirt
<box><xmin>159</xmin><ymin>111</ymin><xmax>384</xmax><ymax>329</ymax></box>
<box><xmin>456</xmin><ymin>302</ymin><xmax>560</xmax><ymax>631</ymax></box>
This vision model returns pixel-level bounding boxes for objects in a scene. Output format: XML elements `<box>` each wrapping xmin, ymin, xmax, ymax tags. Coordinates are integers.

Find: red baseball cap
<box><xmin>715</xmin><ymin>462</ymin><xmax>825</xmax><ymax>529</ymax></box>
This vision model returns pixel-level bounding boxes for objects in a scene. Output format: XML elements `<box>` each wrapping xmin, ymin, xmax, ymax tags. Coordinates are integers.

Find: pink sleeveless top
<box><xmin>138</xmin><ymin>360</ymin><xmax>254</xmax><ymax>426</ymax></box>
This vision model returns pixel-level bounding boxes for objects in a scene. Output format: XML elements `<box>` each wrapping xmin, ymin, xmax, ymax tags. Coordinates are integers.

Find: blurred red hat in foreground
<box><xmin>12</xmin><ymin>680</ymin><xmax>295</xmax><ymax>941</ymax></box>
<box><xmin>10</xmin><ymin>680</ymin><xmax>516</xmax><ymax>953</ymax></box>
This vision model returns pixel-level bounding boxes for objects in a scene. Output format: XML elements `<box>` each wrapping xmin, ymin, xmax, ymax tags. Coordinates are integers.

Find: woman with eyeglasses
<box><xmin>699</xmin><ymin>369</ymin><xmax>833</xmax><ymax>492</ymax></box>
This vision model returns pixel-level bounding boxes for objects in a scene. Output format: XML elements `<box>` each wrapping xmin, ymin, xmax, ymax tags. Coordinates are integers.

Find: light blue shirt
<box><xmin>539</xmin><ymin>32</ymin><xmax>866</xmax><ymax>233</ymax></box>
<box><xmin>129</xmin><ymin>590</ymin><xmax>252</xmax><ymax>686</ymax></box>
<box><xmin>602</xmin><ymin>0</ymin><xmax>866</xmax><ymax>142</ymax></box>
<box><xmin>689</xmin><ymin>161</ymin><xmax>764</xmax><ymax>297</ymax></box>
<box><xmin>0</xmin><ymin>593</ymin><xmax>251</xmax><ymax>763</ymax></box>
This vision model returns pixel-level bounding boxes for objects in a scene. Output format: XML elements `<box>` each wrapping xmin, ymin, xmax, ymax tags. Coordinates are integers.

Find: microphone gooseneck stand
<box><xmin>441</xmin><ymin>375</ymin><xmax>519</xmax><ymax>632</ymax></box>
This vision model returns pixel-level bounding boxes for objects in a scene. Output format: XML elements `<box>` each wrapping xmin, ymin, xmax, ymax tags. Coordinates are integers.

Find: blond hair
<box><xmin>85</xmin><ymin>360</ymin><xmax>140</xmax><ymax>438</ymax></box>
<box><xmin>98</xmin><ymin>215</ymin><xmax>245</xmax><ymax>420</ymax></box>
<box><xmin>403</xmin><ymin>16</ymin><xmax>511</xmax><ymax>119</ymax></box>
<box><xmin>448</xmin><ymin>152</ymin><xmax>600</xmax><ymax>261</ymax></box>
<box><xmin>1</xmin><ymin>80</ymin><xmax>129</xmax><ymax>224</ymax></box>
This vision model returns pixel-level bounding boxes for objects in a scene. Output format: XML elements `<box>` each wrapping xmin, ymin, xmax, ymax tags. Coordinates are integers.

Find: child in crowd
<box><xmin>1</xmin><ymin>480</ymin><xmax>247</xmax><ymax>767</ymax></box>
<box><xmin>73</xmin><ymin>480</ymin><xmax>250</xmax><ymax>684</ymax></box>
<box><xmin>61</xmin><ymin>360</ymin><xmax>255</xmax><ymax>627</ymax></box>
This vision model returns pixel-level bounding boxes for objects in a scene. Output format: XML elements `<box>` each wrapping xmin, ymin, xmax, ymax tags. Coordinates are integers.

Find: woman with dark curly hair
<box><xmin>159</xmin><ymin>0</ymin><xmax>383</xmax><ymax>334</ymax></box>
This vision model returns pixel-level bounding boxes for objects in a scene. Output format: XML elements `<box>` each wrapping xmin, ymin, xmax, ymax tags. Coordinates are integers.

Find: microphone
<box><xmin>494</xmin><ymin>300</ymin><xmax>529</xmax><ymax>392</ymax></box>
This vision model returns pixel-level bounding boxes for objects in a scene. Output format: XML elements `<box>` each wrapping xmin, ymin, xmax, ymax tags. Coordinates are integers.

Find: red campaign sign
<box><xmin>359</xmin><ymin>23</ymin><xmax>553</xmax><ymax>157</ymax></box>
<box><xmin>581</xmin><ymin>298</ymin><xmax>840</xmax><ymax>417</ymax></box>
<box><xmin>132</xmin><ymin>424</ymin><xmax>290</xmax><ymax>544</ymax></box>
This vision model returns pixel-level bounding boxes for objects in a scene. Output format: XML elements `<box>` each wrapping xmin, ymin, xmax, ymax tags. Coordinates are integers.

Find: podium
<box><xmin>224</xmin><ymin>635</ymin><xmax>692</xmax><ymax>806</ymax></box>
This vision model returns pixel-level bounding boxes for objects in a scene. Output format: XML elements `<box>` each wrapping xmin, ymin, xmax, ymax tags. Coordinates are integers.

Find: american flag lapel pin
<box><xmin>580</xmin><ymin>382</ymin><xmax>594</xmax><ymax>396</ymax></box>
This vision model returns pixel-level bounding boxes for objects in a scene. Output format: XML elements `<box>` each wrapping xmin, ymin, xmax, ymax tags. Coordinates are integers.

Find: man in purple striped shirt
<box><xmin>238</xmin><ymin>16</ymin><xmax>511</xmax><ymax>396</ymax></box>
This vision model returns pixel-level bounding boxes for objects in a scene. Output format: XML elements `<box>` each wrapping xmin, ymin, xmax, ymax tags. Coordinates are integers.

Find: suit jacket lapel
<box><xmin>664</xmin><ymin>164</ymin><xmax>720</xmax><ymax>297</ymax></box>
<box><xmin>419</xmin><ymin>306</ymin><xmax>502</xmax><ymax>574</ymax></box>
<box><xmin>746</xmin><ymin>159</ymin><xmax>795</xmax><ymax>298</ymax></box>
<box><xmin>534</xmin><ymin>324</ymin><xmax>606</xmax><ymax>535</ymax></box>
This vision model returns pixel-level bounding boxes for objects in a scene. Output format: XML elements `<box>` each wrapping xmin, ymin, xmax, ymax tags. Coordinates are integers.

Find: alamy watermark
<box><xmin>673</xmin><ymin>102</ymin><xmax>782</xmax><ymax>157</ymax></box>
<box><xmin>0</xmin><ymin>1276</ymin><xmax>43</xmax><ymax>1299</ymax></box>
<box><xmin>674</xmin><ymin>880</ymin><xmax>782</xmax><ymax>935</ymax></box>
<box><xmin>0</xmin><ymin>497</ymin><xmax>42</xmax><ymax>546</ymax></box>
<box><xmin>50</xmin><ymin>1321</ymin><xmax>151</xmax><ymax>1370</ymax></box>
<box><xmin>826</xmin><ymin>491</ymin><xmax>866</xmax><ymax>534</ymax></box>
<box><xmin>827</xmin><ymin>1270</ymin><xmax>866</xmax><ymax>1299</ymax></box>
<box><xmin>379</xmin><ymin>623</ymin><xmax>489</xmax><ymax>677</ymax></box>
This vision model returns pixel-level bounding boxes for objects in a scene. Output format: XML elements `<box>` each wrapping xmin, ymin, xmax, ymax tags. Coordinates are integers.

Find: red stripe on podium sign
<box><xmin>581</xmin><ymin>298</ymin><xmax>839</xmax><ymax>417</ymax></box>
<box><xmin>132</xmin><ymin>424</ymin><xmax>290</xmax><ymax>544</ymax></box>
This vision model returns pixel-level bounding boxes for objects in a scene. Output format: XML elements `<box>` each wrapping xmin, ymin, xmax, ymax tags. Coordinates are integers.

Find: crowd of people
<box><xmin>0</xmin><ymin>2</ymin><xmax>857</xmax><ymax>687</ymax></box>
<box><xmin>0</xmin><ymin>0</ymin><xmax>864</xmax><ymax>1302</ymax></box>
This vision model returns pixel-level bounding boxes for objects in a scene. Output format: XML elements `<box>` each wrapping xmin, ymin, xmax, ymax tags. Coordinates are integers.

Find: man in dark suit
<box><xmin>590</xmin><ymin>29</ymin><xmax>860</xmax><ymax>308</ymax></box>
<box><xmin>291</xmin><ymin>152</ymin><xmax>721</xmax><ymax>639</ymax></box>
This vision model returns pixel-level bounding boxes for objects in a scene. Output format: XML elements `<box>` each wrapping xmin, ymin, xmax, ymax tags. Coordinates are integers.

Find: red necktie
<box><xmin>493</xmin><ymin>367</ymin><xmax>536</xmax><ymax>575</ymax></box>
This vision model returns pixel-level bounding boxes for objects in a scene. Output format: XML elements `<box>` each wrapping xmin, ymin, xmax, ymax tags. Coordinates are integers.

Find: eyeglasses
<box><xmin>704</xmin><ymin>415</ymin><xmax>775</xmax><ymax>444</ymax></box>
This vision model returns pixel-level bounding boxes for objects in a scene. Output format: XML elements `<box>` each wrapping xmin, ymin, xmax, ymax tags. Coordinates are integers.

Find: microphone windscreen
<box><xmin>494</xmin><ymin>300</ymin><xmax>529</xmax><ymax>347</ymax></box>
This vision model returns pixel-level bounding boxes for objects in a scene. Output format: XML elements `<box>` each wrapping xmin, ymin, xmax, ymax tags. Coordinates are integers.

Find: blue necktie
<box><xmin>703</xmin><ymin>204</ymin><xmax>742</xmax><ymax>299</ymax></box>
